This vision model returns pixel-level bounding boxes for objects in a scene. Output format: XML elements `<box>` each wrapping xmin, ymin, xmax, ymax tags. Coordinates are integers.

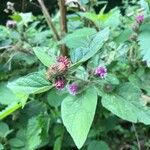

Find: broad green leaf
<box><xmin>9</xmin><ymin>138</ymin><xmax>24</xmax><ymax>148</ymax></box>
<box><xmin>33</xmin><ymin>47</ymin><xmax>55</xmax><ymax>67</ymax></box>
<box><xmin>70</xmin><ymin>27</ymin><xmax>109</xmax><ymax>68</ymax></box>
<box><xmin>61</xmin><ymin>88</ymin><xmax>97</xmax><ymax>149</ymax></box>
<box><xmin>63</xmin><ymin>27</ymin><xmax>96</xmax><ymax>49</ymax></box>
<box><xmin>102</xmin><ymin>83</ymin><xmax>150</xmax><ymax>124</ymax></box>
<box><xmin>138</xmin><ymin>23</ymin><xmax>150</xmax><ymax>66</ymax></box>
<box><xmin>88</xmin><ymin>140</ymin><xmax>109</xmax><ymax>150</ymax></box>
<box><xmin>0</xmin><ymin>102</ymin><xmax>22</xmax><ymax>120</ymax></box>
<box><xmin>7</xmin><ymin>71</ymin><xmax>52</xmax><ymax>94</ymax></box>
<box><xmin>0</xmin><ymin>83</ymin><xmax>19</xmax><ymax>105</ymax></box>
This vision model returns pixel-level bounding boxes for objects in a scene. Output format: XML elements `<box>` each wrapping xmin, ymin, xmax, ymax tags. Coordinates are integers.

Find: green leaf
<box><xmin>20</xmin><ymin>12</ymin><xmax>34</xmax><ymax>23</ymax></box>
<box><xmin>0</xmin><ymin>102</ymin><xmax>22</xmax><ymax>120</ymax></box>
<box><xmin>27</xmin><ymin>117</ymin><xmax>42</xmax><ymax>150</ymax></box>
<box><xmin>7</xmin><ymin>71</ymin><xmax>52</xmax><ymax>94</ymax></box>
<box><xmin>0</xmin><ymin>144</ymin><xmax>4</xmax><ymax>150</ymax></box>
<box><xmin>81</xmin><ymin>8</ymin><xmax>121</xmax><ymax>28</ymax></box>
<box><xmin>0</xmin><ymin>122</ymin><xmax>9</xmax><ymax>138</ymax></box>
<box><xmin>63</xmin><ymin>27</ymin><xmax>96</xmax><ymax>49</ymax></box>
<box><xmin>129</xmin><ymin>69</ymin><xmax>150</xmax><ymax>96</ymax></box>
<box><xmin>26</xmin><ymin>115</ymin><xmax>49</xmax><ymax>150</ymax></box>
<box><xmin>70</xmin><ymin>27</ymin><xmax>109</xmax><ymax>66</ymax></box>
<box><xmin>138</xmin><ymin>23</ymin><xmax>150</xmax><ymax>66</ymax></box>
<box><xmin>9</xmin><ymin>138</ymin><xmax>24</xmax><ymax>148</ymax></box>
<box><xmin>47</xmin><ymin>89</ymin><xmax>67</xmax><ymax>107</ymax></box>
<box><xmin>0</xmin><ymin>83</ymin><xmax>19</xmax><ymax>105</ymax></box>
<box><xmin>102</xmin><ymin>83</ymin><xmax>150</xmax><ymax>124</ymax></box>
<box><xmin>61</xmin><ymin>88</ymin><xmax>97</xmax><ymax>149</ymax></box>
<box><xmin>33</xmin><ymin>47</ymin><xmax>55</xmax><ymax>67</ymax></box>
<box><xmin>105</xmin><ymin>74</ymin><xmax>120</xmax><ymax>85</ymax></box>
<box><xmin>88</xmin><ymin>140</ymin><xmax>110</xmax><ymax>150</ymax></box>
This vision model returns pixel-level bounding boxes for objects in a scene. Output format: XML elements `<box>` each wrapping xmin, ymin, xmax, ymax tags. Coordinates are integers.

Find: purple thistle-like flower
<box><xmin>6</xmin><ymin>20</ymin><xmax>17</xmax><ymax>28</ymax></box>
<box><xmin>55</xmin><ymin>77</ymin><xmax>65</xmax><ymax>90</ymax></box>
<box><xmin>136</xmin><ymin>15</ymin><xmax>144</xmax><ymax>24</ymax></box>
<box><xmin>94</xmin><ymin>66</ymin><xmax>107</xmax><ymax>78</ymax></box>
<box><xmin>68</xmin><ymin>83</ymin><xmax>79</xmax><ymax>95</ymax></box>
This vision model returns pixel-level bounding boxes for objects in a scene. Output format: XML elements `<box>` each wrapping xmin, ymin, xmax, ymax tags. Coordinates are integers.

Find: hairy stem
<box><xmin>59</xmin><ymin>0</ymin><xmax>67</xmax><ymax>35</ymax></box>
<box><xmin>58</xmin><ymin>0</ymin><xmax>68</xmax><ymax>56</ymax></box>
<box><xmin>132</xmin><ymin>123</ymin><xmax>141</xmax><ymax>150</ymax></box>
<box><xmin>37</xmin><ymin>0</ymin><xmax>60</xmax><ymax>41</ymax></box>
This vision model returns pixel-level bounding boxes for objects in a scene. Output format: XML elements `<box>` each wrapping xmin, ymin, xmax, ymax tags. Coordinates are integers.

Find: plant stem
<box><xmin>132</xmin><ymin>123</ymin><xmax>141</xmax><ymax>150</ymax></box>
<box><xmin>59</xmin><ymin>0</ymin><xmax>67</xmax><ymax>36</ymax></box>
<box><xmin>58</xmin><ymin>0</ymin><xmax>68</xmax><ymax>56</ymax></box>
<box><xmin>37</xmin><ymin>0</ymin><xmax>60</xmax><ymax>41</ymax></box>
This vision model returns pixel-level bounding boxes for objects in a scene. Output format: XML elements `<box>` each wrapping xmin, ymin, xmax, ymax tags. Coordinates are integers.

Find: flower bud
<box><xmin>129</xmin><ymin>34</ymin><xmax>137</xmax><ymax>41</ymax></box>
<box><xmin>94</xmin><ymin>66</ymin><xmax>107</xmax><ymax>78</ymax></box>
<box><xmin>54</xmin><ymin>77</ymin><xmax>66</xmax><ymax>90</ymax></box>
<box><xmin>68</xmin><ymin>83</ymin><xmax>79</xmax><ymax>95</ymax></box>
<box><xmin>132</xmin><ymin>23</ymin><xmax>139</xmax><ymax>33</ymax></box>
<box><xmin>57</xmin><ymin>56</ymin><xmax>70</xmax><ymax>68</ymax></box>
<box><xmin>136</xmin><ymin>15</ymin><xmax>144</xmax><ymax>24</ymax></box>
<box><xmin>6</xmin><ymin>20</ymin><xmax>17</xmax><ymax>28</ymax></box>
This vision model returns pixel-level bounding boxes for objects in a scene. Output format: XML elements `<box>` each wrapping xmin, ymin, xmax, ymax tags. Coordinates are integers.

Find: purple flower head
<box><xmin>55</xmin><ymin>77</ymin><xmax>65</xmax><ymax>90</ymax></box>
<box><xmin>57</xmin><ymin>56</ymin><xmax>70</xmax><ymax>68</ymax></box>
<box><xmin>6</xmin><ymin>20</ymin><xmax>17</xmax><ymax>28</ymax></box>
<box><xmin>68</xmin><ymin>83</ymin><xmax>79</xmax><ymax>95</ymax></box>
<box><xmin>136</xmin><ymin>15</ymin><xmax>144</xmax><ymax>24</ymax></box>
<box><xmin>94</xmin><ymin>66</ymin><xmax>107</xmax><ymax>78</ymax></box>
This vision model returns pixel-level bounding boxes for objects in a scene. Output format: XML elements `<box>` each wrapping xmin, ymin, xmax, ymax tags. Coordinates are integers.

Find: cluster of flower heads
<box><xmin>47</xmin><ymin>56</ymin><xmax>107</xmax><ymax>95</ymax></box>
<box><xmin>47</xmin><ymin>56</ymin><xmax>70</xmax><ymax>80</ymax></box>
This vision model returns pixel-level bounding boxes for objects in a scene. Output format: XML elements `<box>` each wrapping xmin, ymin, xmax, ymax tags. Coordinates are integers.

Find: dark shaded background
<box><xmin>0</xmin><ymin>0</ymin><xmax>123</xmax><ymax>25</ymax></box>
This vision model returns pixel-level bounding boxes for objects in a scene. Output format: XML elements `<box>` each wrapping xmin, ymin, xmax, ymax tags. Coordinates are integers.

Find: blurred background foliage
<box><xmin>0</xmin><ymin>0</ymin><xmax>150</xmax><ymax>150</ymax></box>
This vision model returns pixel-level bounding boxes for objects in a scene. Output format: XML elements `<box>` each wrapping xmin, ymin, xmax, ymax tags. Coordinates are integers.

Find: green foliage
<box><xmin>1</xmin><ymin>0</ymin><xmax>150</xmax><ymax>149</ymax></box>
<box><xmin>88</xmin><ymin>140</ymin><xmax>110</xmax><ymax>150</ymax></box>
<box><xmin>138</xmin><ymin>23</ymin><xmax>150</xmax><ymax>66</ymax></box>
<box><xmin>61</xmin><ymin>88</ymin><xmax>97</xmax><ymax>149</ymax></box>
<box><xmin>8</xmin><ymin>138</ymin><xmax>25</xmax><ymax>148</ymax></box>
<box><xmin>33</xmin><ymin>47</ymin><xmax>56</xmax><ymax>67</ymax></box>
<box><xmin>63</xmin><ymin>27</ymin><xmax>96</xmax><ymax>49</ymax></box>
<box><xmin>102</xmin><ymin>83</ymin><xmax>150</xmax><ymax>124</ymax></box>
<box><xmin>70</xmin><ymin>27</ymin><xmax>109</xmax><ymax>65</ymax></box>
<box><xmin>7</xmin><ymin>71</ymin><xmax>52</xmax><ymax>94</ymax></box>
<box><xmin>0</xmin><ymin>102</ymin><xmax>22</xmax><ymax>119</ymax></box>
<box><xmin>0</xmin><ymin>122</ymin><xmax>10</xmax><ymax>138</ymax></box>
<box><xmin>0</xmin><ymin>83</ymin><xmax>19</xmax><ymax>105</ymax></box>
<box><xmin>81</xmin><ymin>7</ymin><xmax>121</xmax><ymax>28</ymax></box>
<box><xmin>27</xmin><ymin>116</ymin><xmax>43</xmax><ymax>149</ymax></box>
